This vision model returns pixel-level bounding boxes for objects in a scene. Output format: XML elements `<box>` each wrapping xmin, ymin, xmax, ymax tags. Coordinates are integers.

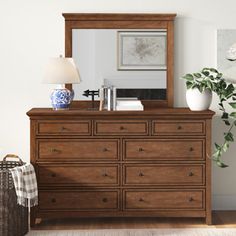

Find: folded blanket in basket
<box><xmin>10</xmin><ymin>163</ymin><xmax>38</xmax><ymax>207</ymax></box>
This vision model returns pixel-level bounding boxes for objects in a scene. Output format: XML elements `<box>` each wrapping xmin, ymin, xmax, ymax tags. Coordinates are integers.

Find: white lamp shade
<box><xmin>43</xmin><ymin>57</ymin><xmax>81</xmax><ymax>84</ymax></box>
<box><xmin>223</xmin><ymin>65</ymin><xmax>236</xmax><ymax>84</ymax></box>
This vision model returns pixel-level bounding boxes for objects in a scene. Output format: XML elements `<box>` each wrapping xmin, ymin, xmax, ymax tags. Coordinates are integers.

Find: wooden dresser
<box><xmin>27</xmin><ymin>108</ymin><xmax>214</xmax><ymax>226</ymax></box>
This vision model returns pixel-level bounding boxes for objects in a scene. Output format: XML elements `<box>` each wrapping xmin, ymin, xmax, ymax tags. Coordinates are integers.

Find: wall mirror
<box><xmin>63</xmin><ymin>13</ymin><xmax>176</xmax><ymax>108</ymax></box>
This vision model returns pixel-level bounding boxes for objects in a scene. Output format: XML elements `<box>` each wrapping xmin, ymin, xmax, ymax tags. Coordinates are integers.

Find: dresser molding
<box><xmin>27</xmin><ymin>108</ymin><xmax>214</xmax><ymax>226</ymax></box>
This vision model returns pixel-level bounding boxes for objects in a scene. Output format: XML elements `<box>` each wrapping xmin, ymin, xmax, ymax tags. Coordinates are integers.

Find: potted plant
<box><xmin>182</xmin><ymin>67</ymin><xmax>236</xmax><ymax>167</ymax></box>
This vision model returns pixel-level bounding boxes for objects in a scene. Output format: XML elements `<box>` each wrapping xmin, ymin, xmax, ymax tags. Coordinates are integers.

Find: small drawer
<box><xmin>124</xmin><ymin>139</ymin><xmax>204</xmax><ymax>160</ymax></box>
<box><xmin>37</xmin><ymin>120</ymin><xmax>91</xmax><ymax>135</ymax></box>
<box><xmin>152</xmin><ymin>120</ymin><xmax>205</xmax><ymax>135</ymax></box>
<box><xmin>94</xmin><ymin>120</ymin><xmax>149</xmax><ymax>136</ymax></box>
<box><xmin>38</xmin><ymin>164</ymin><xmax>119</xmax><ymax>186</ymax></box>
<box><xmin>39</xmin><ymin>190</ymin><xmax>119</xmax><ymax>211</ymax></box>
<box><xmin>124</xmin><ymin>190</ymin><xmax>204</xmax><ymax>210</ymax></box>
<box><xmin>124</xmin><ymin>164</ymin><xmax>204</xmax><ymax>186</ymax></box>
<box><xmin>37</xmin><ymin>139</ymin><xmax>119</xmax><ymax>161</ymax></box>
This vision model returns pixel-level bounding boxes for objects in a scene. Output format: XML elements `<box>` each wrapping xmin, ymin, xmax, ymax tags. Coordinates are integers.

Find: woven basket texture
<box><xmin>0</xmin><ymin>160</ymin><xmax>28</xmax><ymax>236</ymax></box>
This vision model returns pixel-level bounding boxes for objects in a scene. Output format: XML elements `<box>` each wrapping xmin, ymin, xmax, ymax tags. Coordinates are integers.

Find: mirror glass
<box><xmin>72</xmin><ymin>29</ymin><xmax>167</xmax><ymax>100</ymax></box>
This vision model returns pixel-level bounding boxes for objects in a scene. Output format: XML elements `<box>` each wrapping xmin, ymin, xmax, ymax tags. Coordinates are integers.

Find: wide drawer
<box><xmin>37</xmin><ymin>139</ymin><xmax>119</xmax><ymax>160</ymax></box>
<box><xmin>94</xmin><ymin>120</ymin><xmax>149</xmax><ymax>135</ymax></box>
<box><xmin>38</xmin><ymin>164</ymin><xmax>119</xmax><ymax>186</ymax></box>
<box><xmin>124</xmin><ymin>189</ymin><xmax>204</xmax><ymax>210</ymax></box>
<box><xmin>39</xmin><ymin>190</ymin><xmax>119</xmax><ymax>210</ymax></box>
<box><xmin>37</xmin><ymin>120</ymin><xmax>91</xmax><ymax>135</ymax></box>
<box><xmin>152</xmin><ymin>120</ymin><xmax>205</xmax><ymax>136</ymax></box>
<box><xmin>124</xmin><ymin>164</ymin><xmax>204</xmax><ymax>186</ymax></box>
<box><xmin>124</xmin><ymin>139</ymin><xmax>204</xmax><ymax>160</ymax></box>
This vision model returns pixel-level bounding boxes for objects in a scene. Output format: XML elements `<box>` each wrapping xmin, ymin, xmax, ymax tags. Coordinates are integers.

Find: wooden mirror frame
<box><xmin>63</xmin><ymin>13</ymin><xmax>176</xmax><ymax>108</ymax></box>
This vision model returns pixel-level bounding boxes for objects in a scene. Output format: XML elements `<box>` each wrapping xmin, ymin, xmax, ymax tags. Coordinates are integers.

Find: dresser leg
<box><xmin>206</xmin><ymin>213</ymin><xmax>212</xmax><ymax>225</ymax></box>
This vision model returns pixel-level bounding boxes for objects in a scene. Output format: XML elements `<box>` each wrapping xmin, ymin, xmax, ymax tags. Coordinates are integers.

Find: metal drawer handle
<box><xmin>189</xmin><ymin>147</ymin><xmax>194</xmax><ymax>152</ymax></box>
<box><xmin>51</xmin><ymin>148</ymin><xmax>60</xmax><ymax>153</ymax></box>
<box><xmin>102</xmin><ymin>173</ymin><xmax>108</xmax><ymax>177</ymax></box>
<box><xmin>103</xmin><ymin>148</ymin><xmax>108</xmax><ymax>152</ymax></box>
<box><xmin>51</xmin><ymin>173</ymin><xmax>56</xmax><ymax>177</ymax></box>
<box><xmin>120</xmin><ymin>126</ymin><xmax>125</xmax><ymax>130</ymax></box>
<box><xmin>60</xmin><ymin>126</ymin><xmax>68</xmax><ymax>131</ymax></box>
<box><xmin>189</xmin><ymin>197</ymin><xmax>194</xmax><ymax>202</ymax></box>
<box><xmin>139</xmin><ymin>172</ymin><xmax>144</xmax><ymax>177</ymax></box>
<box><xmin>102</xmin><ymin>198</ymin><xmax>108</xmax><ymax>203</ymax></box>
<box><xmin>139</xmin><ymin>198</ymin><xmax>144</xmax><ymax>202</ymax></box>
<box><xmin>51</xmin><ymin>198</ymin><xmax>56</xmax><ymax>203</ymax></box>
<box><xmin>138</xmin><ymin>148</ymin><xmax>144</xmax><ymax>152</ymax></box>
<box><xmin>188</xmin><ymin>171</ymin><xmax>194</xmax><ymax>177</ymax></box>
<box><xmin>177</xmin><ymin>125</ymin><xmax>182</xmax><ymax>130</ymax></box>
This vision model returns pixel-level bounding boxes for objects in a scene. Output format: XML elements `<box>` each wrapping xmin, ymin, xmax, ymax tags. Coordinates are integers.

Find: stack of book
<box><xmin>116</xmin><ymin>98</ymin><xmax>144</xmax><ymax>111</ymax></box>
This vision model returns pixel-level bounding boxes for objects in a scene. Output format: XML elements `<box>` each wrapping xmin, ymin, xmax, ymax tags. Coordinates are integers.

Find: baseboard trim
<box><xmin>213</xmin><ymin>194</ymin><xmax>236</xmax><ymax>210</ymax></box>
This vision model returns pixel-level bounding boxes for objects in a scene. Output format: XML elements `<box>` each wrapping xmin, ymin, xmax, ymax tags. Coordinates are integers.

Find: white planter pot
<box><xmin>186</xmin><ymin>88</ymin><xmax>212</xmax><ymax>111</ymax></box>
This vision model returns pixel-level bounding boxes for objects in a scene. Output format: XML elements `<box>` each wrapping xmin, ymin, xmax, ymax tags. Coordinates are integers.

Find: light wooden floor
<box><xmin>33</xmin><ymin>211</ymin><xmax>236</xmax><ymax>230</ymax></box>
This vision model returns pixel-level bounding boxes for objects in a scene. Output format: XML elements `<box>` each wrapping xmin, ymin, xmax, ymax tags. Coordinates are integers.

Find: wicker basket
<box><xmin>0</xmin><ymin>154</ymin><xmax>28</xmax><ymax>236</ymax></box>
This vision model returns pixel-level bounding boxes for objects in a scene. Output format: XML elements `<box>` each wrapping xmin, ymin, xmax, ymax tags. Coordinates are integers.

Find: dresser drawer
<box><xmin>124</xmin><ymin>190</ymin><xmax>204</xmax><ymax>210</ymax></box>
<box><xmin>39</xmin><ymin>190</ymin><xmax>119</xmax><ymax>211</ymax></box>
<box><xmin>94</xmin><ymin>120</ymin><xmax>149</xmax><ymax>135</ymax></box>
<box><xmin>38</xmin><ymin>164</ymin><xmax>119</xmax><ymax>186</ymax></box>
<box><xmin>38</xmin><ymin>139</ymin><xmax>119</xmax><ymax>160</ymax></box>
<box><xmin>152</xmin><ymin>120</ymin><xmax>205</xmax><ymax>135</ymax></box>
<box><xmin>37</xmin><ymin>120</ymin><xmax>91</xmax><ymax>135</ymax></box>
<box><xmin>124</xmin><ymin>164</ymin><xmax>204</xmax><ymax>186</ymax></box>
<box><xmin>124</xmin><ymin>139</ymin><xmax>204</xmax><ymax>160</ymax></box>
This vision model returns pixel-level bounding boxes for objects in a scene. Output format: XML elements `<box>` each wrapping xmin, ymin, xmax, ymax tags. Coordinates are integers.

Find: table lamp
<box><xmin>43</xmin><ymin>56</ymin><xmax>81</xmax><ymax>110</ymax></box>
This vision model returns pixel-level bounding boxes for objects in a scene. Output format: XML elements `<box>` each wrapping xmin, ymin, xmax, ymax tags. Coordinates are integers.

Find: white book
<box><xmin>116</xmin><ymin>105</ymin><xmax>144</xmax><ymax>111</ymax></box>
<box><xmin>116</xmin><ymin>100</ymin><xmax>142</xmax><ymax>107</ymax></box>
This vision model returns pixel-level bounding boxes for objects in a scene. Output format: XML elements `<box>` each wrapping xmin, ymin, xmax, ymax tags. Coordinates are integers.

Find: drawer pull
<box><xmin>189</xmin><ymin>147</ymin><xmax>194</xmax><ymax>152</ymax></box>
<box><xmin>51</xmin><ymin>198</ymin><xmax>56</xmax><ymax>203</ymax></box>
<box><xmin>120</xmin><ymin>126</ymin><xmax>125</xmax><ymax>130</ymax></box>
<box><xmin>139</xmin><ymin>172</ymin><xmax>144</xmax><ymax>177</ymax></box>
<box><xmin>51</xmin><ymin>173</ymin><xmax>56</xmax><ymax>177</ymax></box>
<box><xmin>139</xmin><ymin>198</ymin><xmax>144</xmax><ymax>202</ymax></box>
<box><xmin>60</xmin><ymin>126</ymin><xmax>68</xmax><ymax>131</ymax></box>
<box><xmin>189</xmin><ymin>197</ymin><xmax>194</xmax><ymax>202</ymax></box>
<box><xmin>138</xmin><ymin>148</ymin><xmax>144</xmax><ymax>152</ymax></box>
<box><xmin>103</xmin><ymin>148</ymin><xmax>108</xmax><ymax>152</ymax></box>
<box><xmin>102</xmin><ymin>198</ymin><xmax>108</xmax><ymax>203</ymax></box>
<box><xmin>102</xmin><ymin>173</ymin><xmax>108</xmax><ymax>177</ymax></box>
<box><xmin>177</xmin><ymin>125</ymin><xmax>182</xmax><ymax>130</ymax></box>
<box><xmin>188</xmin><ymin>171</ymin><xmax>194</xmax><ymax>176</ymax></box>
<box><xmin>51</xmin><ymin>148</ymin><xmax>60</xmax><ymax>153</ymax></box>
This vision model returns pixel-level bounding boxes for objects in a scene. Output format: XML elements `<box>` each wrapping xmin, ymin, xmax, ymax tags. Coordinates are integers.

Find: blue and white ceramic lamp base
<box><xmin>50</xmin><ymin>85</ymin><xmax>74</xmax><ymax>110</ymax></box>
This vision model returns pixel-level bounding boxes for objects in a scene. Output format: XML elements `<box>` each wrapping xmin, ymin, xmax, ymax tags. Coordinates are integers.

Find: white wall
<box><xmin>1</xmin><ymin>0</ymin><xmax>236</xmax><ymax>210</ymax></box>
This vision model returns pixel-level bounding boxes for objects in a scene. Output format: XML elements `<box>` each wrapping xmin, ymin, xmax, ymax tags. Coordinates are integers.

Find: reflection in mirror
<box><xmin>72</xmin><ymin>29</ymin><xmax>167</xmax><ymax>101</ymax></box>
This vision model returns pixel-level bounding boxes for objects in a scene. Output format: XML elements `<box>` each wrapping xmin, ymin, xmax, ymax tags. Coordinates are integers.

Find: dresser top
<box><xmin>27</xmin><ymin>108</ymin><xmax>215</xmax><ymax>119</ymax></box>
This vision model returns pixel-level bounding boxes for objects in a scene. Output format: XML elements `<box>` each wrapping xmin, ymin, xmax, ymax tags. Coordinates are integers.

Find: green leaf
<box><xmin>213</xmin><ymin>149</ymin><xmax>221</xmax><ymax>158</ymax></box>
<box><xmin>210</xmin><ymin>68</ymin><xmax>219</xmax><ymax>73</ymax></box>
<box><xmin>229</xmin><ymin>102</ymin><xmax>236</xmax><ymax>109</ymax></box>
<box><xmin>193</xmin><ymin>73</ymin><xmax>202</xmax><ymax>78</ymax></box>
<box><xmin>225</xmin><ymin>132</ymin><xmax>234</xmax><ymax>142</ymax></box>
<box><xmin>222</xmin><ymin>142</ymin><xmax>229</xmax><ymax>152</ymax></box>
<box><xmin>214</xmin><ymin>143</ymin><xmax>221</xmax><ymax>150</ymax></box>
<box><xmin>222</xmin><ymin>112</ymin><xmax>228</xmax><ymax>119</ymax></box>
<box><xmin>230</xmin><ymin>112</ymin><xmax>236</xmax><ymax>119</ymax></box>
<box><xmin>202</xmin><ymin>71</ymin><xmax>210</xmax><ymax>76</ymax></box>
<box><xmin>223</xmin><ymin>120</ymin><xmax>231</xmax><ymax>126</ymax></box>
<box><xmin>186</xmin><ymin>81</ymin><xmax>193</xmax><ymax>89</ymax></box>
<box><xmin>216</xmin><ymin>161</ymin><xmax>228</xmax><ymax>168</ymax></box>
<box><xmin>183</xmin><ymin>74</ymin><xmax>194</xmax><ymax>81</ymax></box>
